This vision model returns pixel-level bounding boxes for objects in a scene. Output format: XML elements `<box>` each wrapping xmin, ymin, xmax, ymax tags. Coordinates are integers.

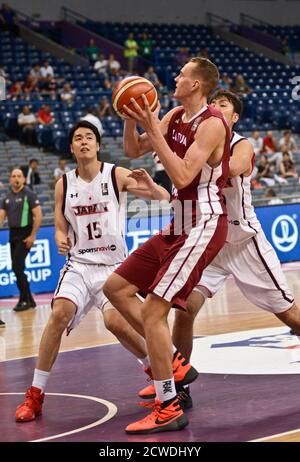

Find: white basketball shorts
<box><xmin>195</xmin><ymin>229</ymin><xmax>294</xmax><ymax>313</ymax></box>
<box><xmin>52</xmin><ymin>260</ymin><xmax>121</xmax><ymax>333</ymax></box>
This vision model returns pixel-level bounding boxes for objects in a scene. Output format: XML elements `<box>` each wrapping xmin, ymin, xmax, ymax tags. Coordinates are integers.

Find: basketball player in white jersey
<box><xmin>139</xmin><ymin>89</ymin><xmax>300</xmax><ymax>405</ymax></box>
<box><xmin>15</xmin><ymin>120</ymin><xmax>170</xmax><ymax>422</ymax></box>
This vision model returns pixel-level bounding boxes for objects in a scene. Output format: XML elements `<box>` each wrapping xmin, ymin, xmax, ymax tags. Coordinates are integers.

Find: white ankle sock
<box><xmin>32</xmin><ymin>368</ymin><xmax>50</xmax><ymax>392</ymax></box>
<box><xmin>154</xmin><ymin>378</ymin><xmax>176</xmax><ymax>403</ymax></box>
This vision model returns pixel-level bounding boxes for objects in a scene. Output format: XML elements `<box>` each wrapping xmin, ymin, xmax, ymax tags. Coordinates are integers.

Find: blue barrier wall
<box><xmin>0</xmin><ymin>203</ymin><xmax>299</xmax><ymax>297</ymax></box>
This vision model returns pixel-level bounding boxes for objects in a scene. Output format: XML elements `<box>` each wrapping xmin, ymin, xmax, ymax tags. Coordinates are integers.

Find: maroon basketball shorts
<box><xmin>116</xmin><ymin>214</ymin><xmax>227</xmax><ymax>310</ymax></box>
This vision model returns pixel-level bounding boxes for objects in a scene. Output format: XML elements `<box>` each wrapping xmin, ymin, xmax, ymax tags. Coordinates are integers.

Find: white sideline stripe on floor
<box><xmin>1</xmin><ymin>341</ymin><xmax>118</xmax><ymax>362</ymax></box>
<box><xmin>249</xmin><ymin>427</ymin><xmax>300</xmax><ymax>442</ymax></box>
<box><xmin>0</xmin><ymin>392</ymin><xmax>117</xmax><ymax>442</ymax></box>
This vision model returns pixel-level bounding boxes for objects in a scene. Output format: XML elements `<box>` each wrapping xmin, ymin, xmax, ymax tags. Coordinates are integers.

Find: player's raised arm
<box><xmin>115</xmin><ymin>166</ymin><xmax>170</xmax><ymax>201</ymax></box>
<box><xmin>125</xmin><ymin>97</ymin><xmax>226</xmax><ymax>189</ymax></box>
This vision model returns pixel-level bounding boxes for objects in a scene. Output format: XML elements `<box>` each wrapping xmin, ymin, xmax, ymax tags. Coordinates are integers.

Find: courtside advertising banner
<box><xmin>0</xmin><ymin>203</ymin><xmax>299</xmax><ymax>296</ymax></box>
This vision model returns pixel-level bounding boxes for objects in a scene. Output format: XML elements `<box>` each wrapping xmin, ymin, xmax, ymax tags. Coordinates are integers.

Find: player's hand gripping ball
<box><xmin>112</xmin><ymin>76</ymin><xmax>158</xmax><ymax>118</ymax></box>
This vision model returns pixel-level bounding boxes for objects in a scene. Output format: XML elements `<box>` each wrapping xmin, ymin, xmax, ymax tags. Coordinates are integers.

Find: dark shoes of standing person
<box><xmin>0</xmin><ymin>319</ymin><xmax>5</xmax><ymax>327</ymax></box>
<box><xmin>13</xmin><ymin>300</ymin><xmax>36</xmax><ymax>312</ymax></box>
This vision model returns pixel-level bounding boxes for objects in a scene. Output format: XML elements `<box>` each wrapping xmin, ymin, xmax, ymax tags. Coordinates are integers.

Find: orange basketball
<box><xmin>112</xmin><ymin>76</ymin><xmax>158</xmax><ymax>118</ymax></box>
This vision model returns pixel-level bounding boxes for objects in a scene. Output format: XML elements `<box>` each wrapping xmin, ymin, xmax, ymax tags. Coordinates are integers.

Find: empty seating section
<box><xmin>254</xmin><ymin>25</ymin><xmax>300</xmax><ymax>52</ymax></box>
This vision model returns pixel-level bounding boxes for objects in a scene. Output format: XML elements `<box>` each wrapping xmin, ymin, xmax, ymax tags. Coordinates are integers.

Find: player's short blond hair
<box><xmin>189</xmin><ymin>57</ymin><xmax>219</xmax><ymax>96</ymax></box>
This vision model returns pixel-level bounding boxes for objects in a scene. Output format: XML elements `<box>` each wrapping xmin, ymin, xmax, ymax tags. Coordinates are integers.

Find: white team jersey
<box><xmin>63</xmin><ymin>162</ymin><xmax>128</xmax><ymax>264</ymax></box>
<box><xmin>224</xmin><ymin>132</ymin><xmax>261</xmax><ymax>244</ymax></box>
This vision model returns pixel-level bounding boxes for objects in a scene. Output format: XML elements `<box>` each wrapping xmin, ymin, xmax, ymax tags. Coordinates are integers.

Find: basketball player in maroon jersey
<box><xmin>103</xmin><ymin>57</ymin><xmax>231</xmax><ymax>434</ymax></box>
<box><xmin>139</xmin><ymin>90</ymin><xmax>300</xmax><ymax>407</ymax></box>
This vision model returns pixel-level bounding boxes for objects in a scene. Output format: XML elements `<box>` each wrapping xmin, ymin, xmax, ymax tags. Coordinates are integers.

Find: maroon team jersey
<box><xmin>165</xmin><ymin>104</ymin><xmax>231</xmax><ymax>234</ymax></box>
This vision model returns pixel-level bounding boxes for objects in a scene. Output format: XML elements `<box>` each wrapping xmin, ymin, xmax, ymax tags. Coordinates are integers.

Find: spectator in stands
<box><xmin>233</xmin><ymin>74</ymin><xmax>252</xmax><ymax>96</ymax></box>
<box><xmin>219</xmin><ymin>73</ymin><xmax>232</xmax><ymax>91</ymax></box>
<box><xmin>54</xmin><ymin>157</ymin><xmax>70</xmax><ymax>183</ymax></box>
<box><xmin>139</xmin><ymin>32</ymin><xmax>153</xmax><ymax>61</ymax></box>
<box><xmin>279</xmin><ymin>129</ymin><xmax>298</xmax><ymax>154</ymax></box>
<box><xmin>103</xmin><ymin>68</ymin><xmax>121</xmax><ymax>90</ymax></box>
<box><xmin>17</xmin><ymin>106</ymin><xmax>37</xmax><ymax>145</ymax></box>
<box><xmin>86</xmin><ymin>38</ymin><xmax>100</xmax><ymax>63</ymax></box>
<box><xmin>22</xmin><ymin>75</ymin><xmax>38</xmax><ymax>96</ymax></box>
<box><xmin>9</xmin><ymin>80</ymin><xmax>22</xmax><ymax>100</ymax></box>
<box><xmin>0</xmin><ymin>63</ymin><xmax>10</xmax><ymax>82</ymax></box>
<box><xmin>249</xmin><ymin>130</ymin><xmax>263</xmax><ymax>155</ymax></box>
<box><xmin>37</xmin><ymin>104</ymin><xmax>54</xmax><ymax>125</ymax></box>
<box><xmin>81</xmin><ymin>107</ymin><xmax>104</xmax><ymax>137</ymax></box>
<box><xmin>256</xmin><ymin>155</ymin><xmax>275</xmax><ymax>186</ymax></box>
<box><xmin>40</xmin><ymin>60</ymin><xmax>54</xmax><ymax>79</ymax></box>
<box><xmin>107</xmin><ymin>53</ymin><xmax>121</xmax><ymax>73</ymax></box>
<box><xmin>264</xmin><ymin>188</ymin><xmax>284</xmax><ymax>205</ymax></box>
<box><xmin>262</xmin><ymin>130</ymin><xmax>282</xmax><ymax>171</ymax></box>
<box><xmin>279</xmin><ymin>151</ymin><xmax>299</xmax><ymax>180</ymax></box>
<box><xmin>60</xmin><ymin>83</ymin><xmax>76</xmax><ymax>105</ymax></box>
<box><xmin>40</xmin><ymin>60</ymin><xmax>56</xmax><ymax>94</ymax></box>
<box><xmin>0</xmin><ymin>3</ymin><xmax>18</xmax><ymax>35</ymax></box>
<box><xmin>144</xmin><ymin>66</ymin><xmax>162</xmax><ymax>89</ymax></box>
<box><xmin>0</xmin><ymin>63</ymin><xmax>8</xmax><ymax>99</ymax></box>
<box><xmin>29</xmin><ymin>63</ymin><xmax>42</xmax><ymax>89</ymax></box>
<box><xmin>94</xmin><ymin>53</ymin><xmax>108</xmax><ymax>77</ymax></box>
<box><xmin>124</xmin><ymin>32</ymin><xmax>139</xmax><ymax>73</ymax></box>
<box><xmin>30</xmin><ymin>63</ymin><xmax>42</xmax><ymax>79</ymax></box>
<box><xmin>175</xmin><ymin>47</ymin><xmax>190</xmax><ymax>67</ymax></box>
<box><xmin>21</xmin><ymin>158</ymin><xmax>41</xmax><ymax>189</ymax></box>
<box><xmin>262</xmin><ymin>130</ymin><xmax>277</xmax><ymax>154</ymax></box>
<box><xmin>96</xmin><ymin>96</ymin><xmax>113</xmax><ymax>119</ymax></box>
<box><xmin>160</xmin><ymin>92</ymin><xmax>171</xmax><ymax>111</ymax></box>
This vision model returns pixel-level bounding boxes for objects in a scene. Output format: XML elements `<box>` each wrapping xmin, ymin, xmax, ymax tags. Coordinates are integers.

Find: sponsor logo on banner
<box><xmin>271</xmin><ymin>214</ymin><xmax>298</xmax><ymax>252</ymax></box>
<box><xmin>0</xmin><ymin>239</ymin><xmax>52</xmax><ymax>286</ymax></box>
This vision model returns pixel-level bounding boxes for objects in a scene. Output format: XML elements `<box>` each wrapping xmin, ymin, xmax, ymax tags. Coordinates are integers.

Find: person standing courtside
<box><xmin>0</xmin><ymin>168</ymin><xmax>42</xmax><ymax>311</ymax></box>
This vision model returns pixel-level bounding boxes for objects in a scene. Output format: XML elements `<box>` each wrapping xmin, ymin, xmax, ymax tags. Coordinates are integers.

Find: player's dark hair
<box><xmin>208</xmin><ymin>89</ymin><xmax>243</xmax><ymax>117</ymax></box>
<box><xmin>69</xmin><ymin>120</ymin><xmax>101</xmax><ymax>145</ymax></box>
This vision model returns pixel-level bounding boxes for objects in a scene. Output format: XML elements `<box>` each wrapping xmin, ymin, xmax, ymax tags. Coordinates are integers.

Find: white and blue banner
<box><xmin>0</xmin><ymin>226</ymin><xmax>65</xmax><ymax>298</ymax></box>
<box><xmin>0</xmin><ymin>203</ymin><xmax>299</xmax><ymax>297</ymax></box>
<box><xmin>255</xmin><ymin>203</ymin><xmax>299</xmax><ymax>262</ymax></box>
